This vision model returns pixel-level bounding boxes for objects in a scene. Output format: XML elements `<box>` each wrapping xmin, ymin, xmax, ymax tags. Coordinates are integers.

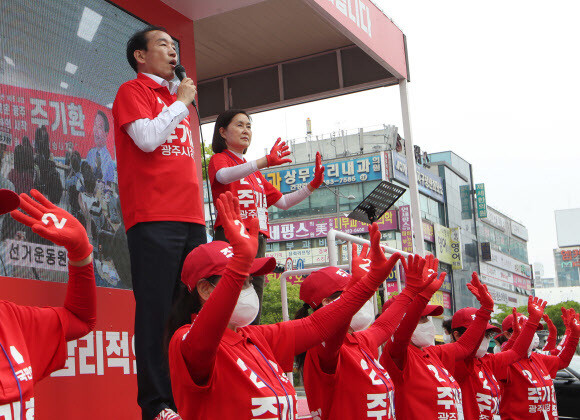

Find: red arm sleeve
<box><xmin>54</xmin><ymin>262</ymin><xmax>97</xmax><ymax>341</ymax></box>
<box><xmin>447</xmin><ymin>307</ymin><xmax>492</xmax><ymax>360</ymax></box>
<box><xmin>502</xmin><ymin>327</ymin><xmax>519</xmax><ymax>352</ymax></box>
<box><xmin>180</xmin><ymin>267</ymin><xmax>247</xmax><ymax>385</ymax></box>
<box><xmin>359</xmin><ymin>289</ymin><xmax>416</xmax><ymax>348</ymax></box>
<box><xmin>543</xmin><ymin>322</ymin><xmax>558</xmax><ymax>352</ymax></box>
<box><xmin>387</xmin><ymin>294</ymin><xmax>430</xmax><ymax>369</ymax></box>
<box><xmin>557</xmin><ymin>328</ymin><xmax>579</xmax><ymax>369</ymax></box>
<box><xmin>290</xmin><ymin>271</ymin><xmax>386</xmax><ymax>355</ymax></box>
<box><xmin>314</xmin><ymin>323</ymin><xmax>350</xmax><ymax>375</ymax></box>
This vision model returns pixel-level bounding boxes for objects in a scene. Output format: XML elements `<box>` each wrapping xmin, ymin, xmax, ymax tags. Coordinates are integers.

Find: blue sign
<box><xmin>296</xmin><ymin>259</ymin><xmax>305</xmax><ymax>270</ymax></box>
<box><xmin>263</xmin><ymin>154</ymin><xmax>383</xmax><ymax>193</ymax></box>
<box><xmin>391</xmin><ymin>152</ymin><xmax>445</xmax><ymax>202</ymax></box>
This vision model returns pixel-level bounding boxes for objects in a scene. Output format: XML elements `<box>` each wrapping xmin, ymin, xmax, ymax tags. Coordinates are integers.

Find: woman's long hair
<box><xmin>164</xmin><ymin>275</ymin><xmax>220</xmax><ymax>353</ymax></box>
<box><xmin>294</xmin><ymin>290</ymin><xmax>342</xmax><ymax>375</ymax></box>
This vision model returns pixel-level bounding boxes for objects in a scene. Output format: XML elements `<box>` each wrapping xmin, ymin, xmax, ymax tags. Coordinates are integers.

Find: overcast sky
<box><xmin>202</xmin><ymin>1</ymin><xmax>580</xmax><ymax>278</ymax></box>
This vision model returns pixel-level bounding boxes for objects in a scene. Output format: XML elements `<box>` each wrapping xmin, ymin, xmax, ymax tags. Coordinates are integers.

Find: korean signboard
<box><xmin>399</xmin><ymin>205</ymin><xmax>413</xmax><ymax>253</ymax></box>
<box><xmin>460</xmin><ymin>185</ymin><xmax>472</xmax><ymax>220</ymax></box>
<box><xmin>487</xmin><ymin>248</ymin><xmax>532</xmax><ymax>278</ymax></box>
<box><xmin>475</xmin><ymin>183</ymin><xmax>487</xmax><ymax>218</ymax></box>
<box><xmin>434</xmin><ymin>224</ymin><xmax>453</xmax><ymax>266</ymax></box>
<box><xmin>481</xmin><ymin>208</ymin><xmax>507</xmax><ymax>232</ymax></box>
<box><xmin>263</xmin><ymin>154</ymin><xmax>383</xmax><ymax>193</ymax></box>
<box><xmin>390</xmin><ymin>152</ymin><xmax>445</xmax><ymax>202</ymax></box>
<box><xmin>422</xmin><ymin>220</ymin><xmax>435</xmax><ymax>243</ymax></box>
<box><xmin>510</xmin><ymin>220</ymin><xmax>529</xmax><ymax>241</ymax></box>
<box><xmin>450</xmin><ymin>227</ymin><xmax>463</xmax><ymax>270</ymax></box>
<box><xmin>268</xmin><ymin>210</ymin><xmax>397</xmax><ymax>242</ymax></box>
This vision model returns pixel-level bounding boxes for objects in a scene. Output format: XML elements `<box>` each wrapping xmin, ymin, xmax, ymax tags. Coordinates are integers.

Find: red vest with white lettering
<box><xmin>112</xmin><ymin>73</ymin><xmax>205</xmax><ymax>231</ymax></box>
<box><xmin>455</xmin><ymin>355</ymin><xmax>503</xmax><ymax>420</ymax></box>
<box><xmin>169</xmin><ymin>322</ymin><xmax>297</xmax><ymax>420</ymax></box>
<box><xmin>0</xmin><ymin>301</ymin><xmax>67</xmax><ymax>419</ymax></box>
<box><xmin>303</xmin><ymin>333</ymin><xmax>395</xmax><ymax>420</ymax></box>
<box><xmin>498</xmin><ymin>353</ymin><xmax>559</xmax><ymax>420</ymax></box>
<box><xmin>208</xmin><ymin>151</ymin><xmax>282</xmax><ymax>237</ymax></box>
<box><xmin>381</xmin><ymin>344</ymin><xmax>465</xmax><ymax>420</ymax></box>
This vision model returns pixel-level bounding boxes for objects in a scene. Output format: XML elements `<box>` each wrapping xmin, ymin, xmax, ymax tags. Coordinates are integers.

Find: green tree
<box><xmin>492</xmin><ymin>301</ymin><xmax>580</xmax><ymax>337</ymax></box>
<box><xmin>261</xmin><ymin>275</ymin><xmax>304</xmax><ymax>325</ymax></box>
<box><xmin>201</xmin><ymin>145</ymin><xmax>214</xmax><ymax>181</ymax></box>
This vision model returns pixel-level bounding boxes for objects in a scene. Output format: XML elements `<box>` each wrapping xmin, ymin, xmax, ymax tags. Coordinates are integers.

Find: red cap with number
<box><xmin>502</xmin><ymin>313</ymin><xmax>543</xmax><ymax>332</ymax></box>
<box><xmin>299</xmin><ymin>266</ymin><xmax>351</xmax><ymax>309</ymax></box>
<box><xmin>181</xmin><ymin>241</ymin><xmax>276</xmax><ymax>292</ymax></box>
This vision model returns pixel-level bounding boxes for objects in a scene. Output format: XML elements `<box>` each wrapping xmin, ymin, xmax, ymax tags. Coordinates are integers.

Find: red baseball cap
<box><xmin>422</xmin><ymin>304</ymin><xmax>444</xmax><ymax>317</ymax></box>
<box><xmin>299</xmin><ymin>266</ymin><xmax>351</xmax><ymax>309</ymax></box>
<box><xmin>0</xmin><ymin>189</ymin><xmax>20</xmax><ymax>215</ymax></box>
<box><xmin>502</xmin><ymin>313</ymin><xmax>543</xmax><ymax>332</ymax></box>
<box><xmin>452</xmin><ymin>307</ymin><xmax>501</xmax><ymax>333</ymax></box>
<box><xmin>181</xmin><ymin>241</ymin><xmax>276</xmax><ymax>292</ymax></box>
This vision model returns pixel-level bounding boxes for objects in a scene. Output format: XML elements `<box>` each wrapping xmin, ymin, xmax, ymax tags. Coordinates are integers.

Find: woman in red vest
<box><xmin>166</xmin><ymin>192</ymin><xmax>403</xmax><ymax>420</ymax></box>
<box><xmin>208</xmin><ymin>110</ymin><xmax>324</xmax><ymax>324</ymax></box>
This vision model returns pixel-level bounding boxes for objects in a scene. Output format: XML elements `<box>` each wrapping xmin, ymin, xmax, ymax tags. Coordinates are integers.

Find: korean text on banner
<box><xmin>434</xmin><ymin>224</ymin><xmax>454</xmax><ymax>266</ymax></box>
<box><xmin>398</xmin><ymin>205</ymin><xmax>413</xmax><ymax>253</ymax></box>
<box><xmin>450</xmin><ymin>228</ymin><xmax>463</xmax><ymax>270</ymax></box>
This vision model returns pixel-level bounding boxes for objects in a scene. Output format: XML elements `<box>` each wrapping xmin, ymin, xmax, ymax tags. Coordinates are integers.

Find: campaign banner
<box><xmin>0</xmin><ymin>276</ymin><xmax>139</xmax><ymax>419</ymax></box>
<box><xmin>263</xmin><ymin>154</ymin><xmax>383</xmax><ymax>193</ymax></box>
<box><xmin>390</xmin><ymin>152</ymin><xmax>445</xmax><ymax>202</ymax></box>
<box><xmin>268</xmin><ymin>210</ymin><xmax>397</xmax><ymax>242</ymax></box>
<box><xmin>4</xmin><ymin>240</ymin><xmax>68</xmax><ymax>272</ymax></box>
<box><xmin>399</xmin><ymin>205</ymin><xmax>413</xmax><ymax>253</ymax></box>
<box><xmin>0</xmin><ymin>84</ymin><xmax>115</xmax><ymax>159</ymax></box>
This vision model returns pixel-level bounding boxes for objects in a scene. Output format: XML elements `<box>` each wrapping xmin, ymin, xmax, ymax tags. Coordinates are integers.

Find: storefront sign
<box><xmin>510</xmin><ymin>221</ymin><xmax>529</xmax><ymax>241</ymax></box>
<box><xmin>264</xmin><ymin>154</ymin><xmax>383</xmax><ymax>193</ymax></box>
<box><xmin>399</xmin><ymin>205</ymin><xmax>413</xmax><ymax>253</ymax></box>
<box><xmin>475</xmin><ymin>183</ymin><xmax>487</xmax><ymax>218</ymax></box>
<box><xmin>487</xmin><ymin>248</ymin><xmax>531</xmax><ymax>279</ymax></box>
<box><xmin>422</xmin><ymin>220</ymin><xmax>435</xmax><ymax>243</ymax></box>
<box><xmin>268</xmin><ymin>210</ymin><xmax>397</xmax><ymax>242</ymax></box>
<box><xmin>481</xmin><ymin>208</ymin><xmax>507</xmax><ymax>231</ymax></box>
<box><xmin>391</xmin><ymin>152</ymin><xmax>444</xmax><ymax>202</ymax></box>
<box><xmin>460</xmin><ymin>185</ymin><xmax>472</xmax><ymax>220</ymax></box>
<box><xmin>450</xmin><ymin>227</ymin><xmax>463</xmax><ymax>270</ymax></box>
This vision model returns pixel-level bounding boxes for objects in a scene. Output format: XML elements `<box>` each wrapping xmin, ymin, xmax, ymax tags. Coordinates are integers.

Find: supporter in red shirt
<box><xmin>452</xmin><ymin>297</ymin><xmax>547</xmax><ymax>420</ymax></box>
<box><xmin>380</xmin><ymin>272</ymin><xmax>495</xmax><ymax>420</ymax></box>
<box><xmin>296</xmin><ymin>239</ymin><xmax>444</xmax><ymax>420</ymax></box>
<box><xmin>208</xmin><ymin>110</ymin><xmax>325</xmax><ymax>324</ymax></box>
<box><xmin>1</xmin><ymin>189</ymin><xmax>96</xmax><ymax>418</ymax></box>
<box><xmin>166</xmin><ymin>192</ymin><xmax>399</xmax><ymax>420</ymax></box>
<box><xmin>113</xmin><ymin>26</ymin><xmax>205</xmax><ymax>420</ymax></box>
<box><xmin>497</xmin><ymin>307</ymin><xmax>580</xmax><ymax>419</ymax></box>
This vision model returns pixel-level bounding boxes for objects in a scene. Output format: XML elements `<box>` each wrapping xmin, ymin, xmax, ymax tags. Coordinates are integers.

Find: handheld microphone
<box><xmin>174</xmin><ymin>64</ymin><xmax>197</xmax><ymax>108</ymax></box>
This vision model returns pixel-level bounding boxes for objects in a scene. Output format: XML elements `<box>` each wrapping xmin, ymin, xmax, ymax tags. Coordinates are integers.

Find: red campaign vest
<box><xmin>208</xmin><ymin>151</ymin><xmax>282</xmax><ymax>237</ymax></box>
<box><xmin>382</xmin><ymin>345</ymin><xmax>464</xmax><ymax>420</ymax></box>
<box><xmin>0</xmin><ymin>302</ymin><xmax>67</xmax><ymax>419</ymax></box>
<box><xmin>303</xmin><ymin>334</ymin><xmax>395</xmax><ymax>420</ymax></box>
<box><xmin>169</xmin><ymin>322</ymin><xmax>298</xmax><ymax>420</ymax></box>
<box><xmin>113</xmin><ymin>73</ymin><xmax>205</xmax><ymax>231</ymax></box>
<box><xmin>456</xmin><ymin>356</ymin><xmax>502</xmax><ymax>420</ymax></box>
<box><xmin>499</xmin><ymin>353</ymin><xmax>560</xmax><ymax>420</ymax></box>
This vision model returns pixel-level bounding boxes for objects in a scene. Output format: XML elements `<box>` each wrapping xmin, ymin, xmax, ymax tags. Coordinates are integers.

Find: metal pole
<box><xmin>399</xmin><ymin>79</ymin><xmax>425</xmax><ymax>256</ymax></box>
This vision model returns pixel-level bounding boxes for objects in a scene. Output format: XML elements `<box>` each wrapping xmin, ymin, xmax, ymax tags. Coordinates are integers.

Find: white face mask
<box><xmin>411</xmin><ymin>318</ymin><xmax>436</xmax><ymax>348</ymax></box>
<box><xmin>229</xmin><ymin>285</ymin><xmax>259</xmax><ymax>328</ymax></box>
<box><xmin>350</xmin><ymin>299</ymin><xmax>375</xmax><ymax>332</ymax></box>
<box><xmin>476</xmin><ymin>336</ymin><xmax>491</xmax><ymax>358</ymax></box>
<box><xmin>443</xmin><ymin>334</ymin><xmax>452</xmax><ymax>344</ymax></box>
<box><xmin>528</xmin><ymin>332</ymin><xmax>540</xmax><ymax>356</ymax></box>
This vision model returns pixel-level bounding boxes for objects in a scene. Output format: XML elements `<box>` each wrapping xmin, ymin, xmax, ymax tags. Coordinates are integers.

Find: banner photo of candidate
<box><xmin>263</xmin><ymin>154</ymin><xmax>383</xmax><ymax>193</ymax></box>
<box><xmin>0</xmin><ymin>84</ymin><xmax>130</xmax><ymax>290</ymax></box>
